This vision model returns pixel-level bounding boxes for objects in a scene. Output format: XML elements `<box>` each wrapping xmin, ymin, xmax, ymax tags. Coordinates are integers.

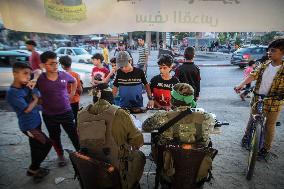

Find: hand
<box><xmin>234</xmin><ymin>85</ymin><xmax>244</xmax><ymax>93</ymax></box>
<box><xmin>143</xmin><ymin>65</ymin><xmax>147</xmax><ymax>72</ymax></box>
<box><xmin>163</xmin><ymin>106</ymin><xmax>171</xmax><ymax>111</ymax></box>
<box><xmin>147</xmin><ymin>100</ymin><xmax>154</xmax><ymax>109</ymax></box>
<box><xmin>132</xmin><ymin>146</ymin><xmax>140</xmax><ymax>150</ymax></box>
<box><xmin>32</xmin><ymin>93</ymin><xmax>39</xmax><ymax>101</ymax></box>
<box><xmin>26</xmin><ymin>79</ymin><xmax>37</xmax><ymax>89</ymax></box>
<box><xmin>195</xmin><ymin>96</ymin><xmax>200</xmax><ymax>101</ymax></box>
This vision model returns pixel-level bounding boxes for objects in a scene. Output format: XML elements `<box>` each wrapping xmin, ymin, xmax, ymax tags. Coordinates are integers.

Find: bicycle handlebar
<box><xmin>214</xmin><ymin>121</ymin><xmax>230</xmax><ymax>128</ymax></box>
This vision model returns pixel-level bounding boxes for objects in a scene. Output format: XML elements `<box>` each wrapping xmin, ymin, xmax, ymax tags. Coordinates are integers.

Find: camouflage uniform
<box><xmin>78</xmin><ymin>99</ymin><xmax>145</xmax><ymax>189</ymax></box>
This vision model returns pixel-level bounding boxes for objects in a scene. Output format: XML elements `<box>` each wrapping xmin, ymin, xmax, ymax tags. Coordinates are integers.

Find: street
<box><xmin>0</xmin><ymin>52</ymin><xmax>283</xmax><ymax>189</ymax></box>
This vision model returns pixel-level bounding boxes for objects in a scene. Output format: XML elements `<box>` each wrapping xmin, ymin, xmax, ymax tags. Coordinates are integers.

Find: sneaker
<box><xmin>241</xmin><ymin>135</ymin><xmax>249</xmax><ymax>148</ymax></box>
<box><xmin>26</xmin><ymin>167</ymin><xmax>50</xmax><ymax>183</ymax></box>
<box><xmin>57</xmin><ymin>156</ymin><xmax>67</xmax><ymax>167</ymax></box>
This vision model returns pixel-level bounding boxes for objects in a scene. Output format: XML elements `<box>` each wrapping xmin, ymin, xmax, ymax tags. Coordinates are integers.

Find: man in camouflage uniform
<box><xmin>142</xmin><ymin>83</ymin><xmax>216</xmax><ymax>185</ymax></box>
<box><xmin>78</xmin><ymin>93</ymin><xmax>145</xmax><ymax>189</ymax></box>
<box><xmin>143</xmin><ymin>83</ymin><xmax>215</xmax><ymax>146</ymax></box>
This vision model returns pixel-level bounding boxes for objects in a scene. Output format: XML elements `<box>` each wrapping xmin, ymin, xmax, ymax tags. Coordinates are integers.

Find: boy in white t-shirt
<box><xmin>235</xmin><ymin>39</ymin><xmax>284</xmax><ymax>158</ymax></box>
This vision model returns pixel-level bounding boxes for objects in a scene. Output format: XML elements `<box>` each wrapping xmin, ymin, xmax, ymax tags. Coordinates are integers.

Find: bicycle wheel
<box><xmin>246</xmin><ymin>120</ymin><xmax>262</xmax><ymax>180</ymax></box>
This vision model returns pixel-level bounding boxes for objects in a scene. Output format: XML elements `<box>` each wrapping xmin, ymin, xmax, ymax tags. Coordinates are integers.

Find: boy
<box><xmin>113</xmin><ymin>51</ymin><xmax>154</xmax><ymax>112</ymax></box>
<box><xmin>235</xmin><ymin>38</ymin><xmax>284</xmax><ymax>158</ymax></box>
<box><xmin>99</xmin><ymin>42</ymin><xmax>110</xmax><ymax>66</ymax></box>
<box><xmin>26</xmin><ymin>40</ymin><xmax>41</xmax><ymax>71</ymax></box>
<box><xmin>6</xmin><ymin>62</ymin><xmax>52</xmax><ymax>182</ymax></box>
<box><xmin>91</xmin><ymin>53</ymin><xmax>114</xmax><ymax>104</ymax></box>
<box><xmin>59</xmin><ymin>56</ymin><xmax>83</xmax><ymax>127</ymax></box>
<box><xmin>175</xmin><ymin>46</ymin><xmax>201</xmax><ymax>101</ymax></box>
<box><xmin>36</xmin><ymin>51</ymin><xmax>79</xmax><ymax>166</ymax></box>
<box><xmin>150</xmin><ymin>54</ymin><xmax>179</xmax><ymax>110</ymax></box>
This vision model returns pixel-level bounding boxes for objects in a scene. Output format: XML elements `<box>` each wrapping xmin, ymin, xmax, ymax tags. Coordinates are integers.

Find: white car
<box><xmin>0</xmin><ymin>51</ymin><xmax>30</xmax><ymax>92</ymax></box>
<box><xmin>58</xmin><ymin>61</ymin><xmax>93</xmax><ymax>88</ymax></box>
<box><xmin>55</xmin><ymin>47</ymin><xmax>92</xmax><ymax>64</ymax></box>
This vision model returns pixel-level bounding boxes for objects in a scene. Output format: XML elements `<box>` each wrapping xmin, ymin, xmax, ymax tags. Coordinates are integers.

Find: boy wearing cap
<box><xmin>6</xmin><ymin>62</ymin><xmax>52</xmax><ymax>182</ymax></box>
<box><xmin>113</xmin><ymin>51</ymin><xmax>154</xmax><ymax>111</ymax></box>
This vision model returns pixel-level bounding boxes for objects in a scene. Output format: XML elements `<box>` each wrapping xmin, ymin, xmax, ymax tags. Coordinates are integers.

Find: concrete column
<box><xmin>145</xmin><ymin>31</ymin><xmax>151</xmax><ymax>55</ymax></box>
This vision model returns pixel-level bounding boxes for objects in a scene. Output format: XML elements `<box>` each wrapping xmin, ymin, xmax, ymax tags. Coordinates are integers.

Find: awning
<box><xmin>0</xmin><ymin>0</ymin><xmax>283</xmax><ymax>34</ymax></box>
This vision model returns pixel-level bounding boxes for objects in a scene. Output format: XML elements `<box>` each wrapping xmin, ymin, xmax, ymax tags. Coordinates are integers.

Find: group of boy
<box><xmin>6</xmin><ymin>37</ymin><xmax>283</xmax><ymax>184</ymax></box>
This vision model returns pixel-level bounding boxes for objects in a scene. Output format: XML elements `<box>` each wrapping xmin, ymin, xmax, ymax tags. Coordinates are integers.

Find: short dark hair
<box><xmin>268</xmin><ymin>38</ymin><xmax>284</xmax><ymax>51</ymax></box>
<box><xmin>99</xmin><ymin>41</ymin><xmax>106</xmax><ymax>45</ymax></box>
<box><xmin>91</xmin><ymin>53</ymin><xmax>104</xmax><ymax>62</ymax></box>
<box><xmin>137</xmin><ymin>36</ymin><xmax>144</xmax><ymax>41</ymax></box>
<box><xmin>248</xmin><ymin>60</ymin><xmax>256</xmax><ymax>67</ymax></box>
<box><xmin>12</xmin><ymin>62</ymin><xmax>32</xmax><ymax>72</ymax></box>
<box><xmin>110</xmin><ymin>57</ymin><xmax>116</xmax><ymax>64</ymax></box>
<box><xmin>157</xmin><ymin>54</ymin><xmax>173</xmax><ymax>67</ymax></box>
<box><xmin>40</xmin><ymin>51</ymin><xmax>57</xmax><ymax>63</ymax></box>
<box><xmin>59</xmin><ymin>55</ymin><xmax>72</xmax><ymax>68</ymax></box>
<box><xmin>184</xmin><ymin>47</ymin><xmax>195</xmax><ymax>60</ymax></box>
<box><xmin>25</xmin><ymin>40</ymin><xmax>37</xmax><ymax>47</ymax></box>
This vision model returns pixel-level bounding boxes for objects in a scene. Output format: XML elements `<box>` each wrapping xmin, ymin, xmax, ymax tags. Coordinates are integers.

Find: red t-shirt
<box><xmin>150</xmin><ymin>75</ymin><xmax>179</xmax><ymax>107</ymax></box>
<box><xmin>29</xmin><ymin>51</ymin><xmax>41</xmax><ymax>70</ymax></box>
<box><xmin>91</xmin><ymin>66</ymin><xmax>110</xmax><ymax>80</ymax></box>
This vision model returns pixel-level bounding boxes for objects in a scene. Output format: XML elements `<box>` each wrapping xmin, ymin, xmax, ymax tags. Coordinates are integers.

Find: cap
<box><xmin>116</xmin><ymin>51</ymin><xmax>131</xmax><ymax>68</ymax></box>
<box><xmin>118</xmin><ymin>41</ymin><xmax>124</xmax><ymax>46</ymax></box>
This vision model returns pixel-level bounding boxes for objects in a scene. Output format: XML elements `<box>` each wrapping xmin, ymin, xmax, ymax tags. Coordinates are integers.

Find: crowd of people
<box><xmin>4</xmin><ymin>37</ymin><xmax>284</xmax><ymax>188</ymax></box>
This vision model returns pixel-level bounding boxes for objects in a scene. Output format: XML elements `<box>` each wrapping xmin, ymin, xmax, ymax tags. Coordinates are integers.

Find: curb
<box><xmin>197</xmin><ymin>64</ymin><xmax>235</xmax><ymax>67</ymax></box>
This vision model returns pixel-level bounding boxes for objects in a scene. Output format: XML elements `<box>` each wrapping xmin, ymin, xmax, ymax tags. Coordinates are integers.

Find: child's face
<box><xmin>120</xmin><ymin>62</ymin><xmax>132</xmax><ymax>73</ymax></box>
<box><xmin>92</xmin><ymin>59</ymin><xmax>101</xmax><ymax>66</ymax></box>
<box><xmin>159</xmin><ymin>64</ymin><xmax>172</xmax><ymax>76</ymax></box>
<box><xmin>268</xmin><ymin>48</ymin><xmax>284</xmax><ymax>62</ymax></box>
<box><xmin>13</xmin><ymin>68</ymin><xmax>31</xmax><ymax>85</ymax></box>
<box><xmin>43</xmin><ymin>58</ymin><xmax>58</xmax><ymax>73</ymax></box>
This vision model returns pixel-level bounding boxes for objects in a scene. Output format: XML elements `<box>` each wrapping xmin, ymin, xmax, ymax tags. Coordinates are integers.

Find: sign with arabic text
<box><xmin>0</xmin><ymin>0</ymin><xmax>283</xmax><ymax>34</ymax></box>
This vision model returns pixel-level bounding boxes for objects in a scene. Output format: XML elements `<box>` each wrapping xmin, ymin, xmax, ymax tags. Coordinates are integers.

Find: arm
<box><xmin>113</xmin><ymin>110</ymin><xmax>144</xmax><ymax>148</ymax></box>
<box><xmin>235</xmin><ymin>76</ymin><xmax>255</xmax><ymax>93</ymax></box>
<box><xmin>69</xmin><ymin>79</ymin><xmax>77</xmax><ymax>98</ymax></box>
<box><xmin>145</xmin><ymin>84</ymin><xmax>154</xmax><ymax>108</ymax></box>
<box><xmin>195</xmin><ymin>68</ymin><xmax>201</xmax><ymax>99</ymax></box>
<box><xmin>112</xmin><ymin>86</ymin><xmax>118</xmax><ymax>97</ymax></box>
<box><xmin>24</xmin><ymin>94</ymin><xmax>39</xmax><ymax>113</ymax></box>
<box><xmin>26</xmin><ymin>69</ymin><xmax>42</xmax><ymax>89</ymax></box>
<box><xmin>92</xmin><ymin>68</ymin><xmax>116</xmax><ymax>84</ymax></box>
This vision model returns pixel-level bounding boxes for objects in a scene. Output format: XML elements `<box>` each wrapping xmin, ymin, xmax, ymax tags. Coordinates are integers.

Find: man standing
<box><xmin>137</xmin><ymin>37</ymin><xmax>149</xmax><ymax>75</ymax></box>
<box><xmin>26</xmin><ymin>40</ymin><xmax>41</xmax><ymax>71</ymax></box>
<box><xmin>99</xmin><ymin>42</ymin><xmax>109</xmax><ymax>65</ymax></box>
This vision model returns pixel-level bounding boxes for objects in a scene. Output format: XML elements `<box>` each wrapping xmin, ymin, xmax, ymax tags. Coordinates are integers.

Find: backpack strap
<box><xmin>158</xmin><ymin>108</ymin><xmax>193</xmax><ymax>134</ymax></box>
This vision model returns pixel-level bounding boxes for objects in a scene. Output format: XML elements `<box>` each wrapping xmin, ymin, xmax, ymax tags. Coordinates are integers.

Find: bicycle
<box><xmin>245</xmin><ymin>92</ymin><xmax>283</xmax><ymax>180</ymax></box>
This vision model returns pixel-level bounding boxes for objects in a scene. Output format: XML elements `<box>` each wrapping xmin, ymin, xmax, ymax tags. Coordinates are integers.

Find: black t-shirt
<box><xmin>113</xmin><ymin>67</ymin><xmax>148</xmax><ymax>108</ymax></box>
<box><xmin>150</xmin><ymin>75</ymin><xmax>179</xmax><ymax>106</ymax></box>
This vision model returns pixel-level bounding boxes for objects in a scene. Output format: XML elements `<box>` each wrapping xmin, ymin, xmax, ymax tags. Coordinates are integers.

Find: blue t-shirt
<box><xmin>6</xmin><ymin>86</ymin><xmax>41</xmax><ymax>132</ymax></box>
<box><xmin>113</xmin><ymin>67</ymin><xmax>147</xmax><ymax>108</ymax></box>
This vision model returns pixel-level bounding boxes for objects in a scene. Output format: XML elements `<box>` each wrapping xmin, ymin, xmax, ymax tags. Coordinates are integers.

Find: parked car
<box><xmin>11</xmin><ymin>49</ymin><xmax>43</xmax><ymax>56</ymax></box>
<box><xmin>230</xmin><ymin>46</ymin><xmax>267</xmax><ymax>68</ymax></box>
<box><xmin>55</xmin><ymin>47</ymin><xmax>92</xmax><ymax>64</ymax></box>
<box><xmin>80</xmin><ymin>45</ymin><xmax>103</xmax><ymax>55</ymax></box>
<box><xmin>0</xmin><ymin>51</ymin><xmax>30</xmax><ymax>92</ymax></box>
